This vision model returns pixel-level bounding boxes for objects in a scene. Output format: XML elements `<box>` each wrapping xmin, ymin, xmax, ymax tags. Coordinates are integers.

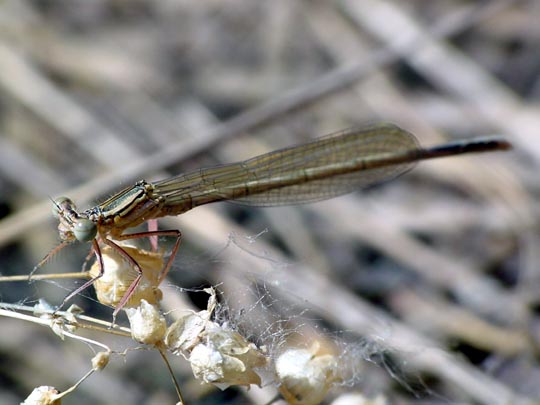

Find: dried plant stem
<box><xmin>0</xmin><ymin>303</ymin><xmax>131</xmax><ymax>337</ymax></box>
<box><xmin>0</xmin><ymin>271</ymin><xmax>91</xmax><ymax>282</ymax></box>
<box><xmin>158</xmin><ymin>347</ymin><xmax>185</xmax><ymax>405</ymax></box>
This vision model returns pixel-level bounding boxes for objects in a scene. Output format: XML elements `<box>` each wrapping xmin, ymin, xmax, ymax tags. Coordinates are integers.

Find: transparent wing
<box><xmin>153</xmin><ymin>123</ymin><xmax>419</xmax><ymax>214</ymax></box>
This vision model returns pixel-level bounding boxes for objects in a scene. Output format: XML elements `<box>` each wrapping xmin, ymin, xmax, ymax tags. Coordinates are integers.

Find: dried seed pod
<box><xmin>275</xmin><ymin>343</ymin><xmax>340</xmax><ymax>405</ymax></box>
<box><xmin>189</xmin><ymin>323</ymin><xmax>268</xmax><ymax>388</ymax></box>
<box><xmin>165</xmin><ymin>287</ymin><xmax>217</xmax><ymax>355</ymax></box>
<box><xmin>89</xmin><ymin>244</ymin><xmax>164</xmax><ymax>308</ymax></box>
<box><xmin>91</xmin><ymin>351</ymin><xmax>110</xmax><ymax>370</ymax></box>
<box><xmin>165</xmin><ymin>311</ymin><xmax>209</xmax><ymax>355</ymax></box>
<box><xmin>23</xmin><ymin>386</ymin><xmax>61</xmax><ymax>405</ymax></box>
<box><xmin>165</xmin><ymin>288</ymin><xmax>267</xmax><ymax>388</ymax></box>
<box><xmin>125</xmin><ymin>299</ymin><xmax>167</xmax><ymax>345</ymax></box>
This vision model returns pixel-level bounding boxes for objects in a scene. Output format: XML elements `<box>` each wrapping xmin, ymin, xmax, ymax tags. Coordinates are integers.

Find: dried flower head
<box><xmin>189</xmin><ymin>323</ymin><xmax>268</xmax><ymax>388</ymax></box>
<box><xmin>125</xmin><ymin>299</ymin><xmax>167</xmax><ymax>345</ymax></box>
<box><xmin>23</xmin><ymin>386</ymin><xmax>61</xmax><ymax>405</ymax></box>
<box><xmin>165</xmin><ymin>288</ymin><xmax>216</xmax><ymax>355</ymax></box>
<box><xmin>165</xmin><ymin>288</ymin><xmax>267</xmax><ymax>388</ymax></box>
<box><xmin>89</xmin><ymin>244</ymin><xmax>164</xmax><ymax>308</ymax></box>
<box><xmin>275</xmin><ymin>342</ymin><xmax>340</xmax><ymax>405</ymax></box>
<box><xmin>91</xmin><ymin>351</ymin><xmax>110</xmax><ymax>371</ymax></box>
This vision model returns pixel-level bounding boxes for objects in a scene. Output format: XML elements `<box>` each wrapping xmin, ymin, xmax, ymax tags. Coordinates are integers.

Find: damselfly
<box><xmin>33</xmin><ymin>123</ymin><xmax>511</xmax><ymax>317</ymax></box>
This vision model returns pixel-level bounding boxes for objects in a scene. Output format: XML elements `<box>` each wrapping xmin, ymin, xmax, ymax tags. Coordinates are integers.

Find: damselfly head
<box><xmin>52</xmin><ymin>197</ymin><xmax>97</xmax><ymax>243</ymax></box>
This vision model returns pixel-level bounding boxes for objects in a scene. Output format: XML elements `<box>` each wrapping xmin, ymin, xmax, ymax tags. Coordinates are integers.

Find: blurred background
<box><xmin>0</xmin><ymin>0</ymin><xmax>539</xmax><ymax>404</ymax></box>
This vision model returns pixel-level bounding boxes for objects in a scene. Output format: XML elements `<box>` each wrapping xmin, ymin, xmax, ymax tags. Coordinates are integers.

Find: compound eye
<box><xmin>73</xmin><ymin>219</ymin><xmax>97</xmax><ymax>242</ymax></box>
<box><xmin>52</xmin><ymin>197</ymin><xmax>75</xmax><ymax>218</ymax></box>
